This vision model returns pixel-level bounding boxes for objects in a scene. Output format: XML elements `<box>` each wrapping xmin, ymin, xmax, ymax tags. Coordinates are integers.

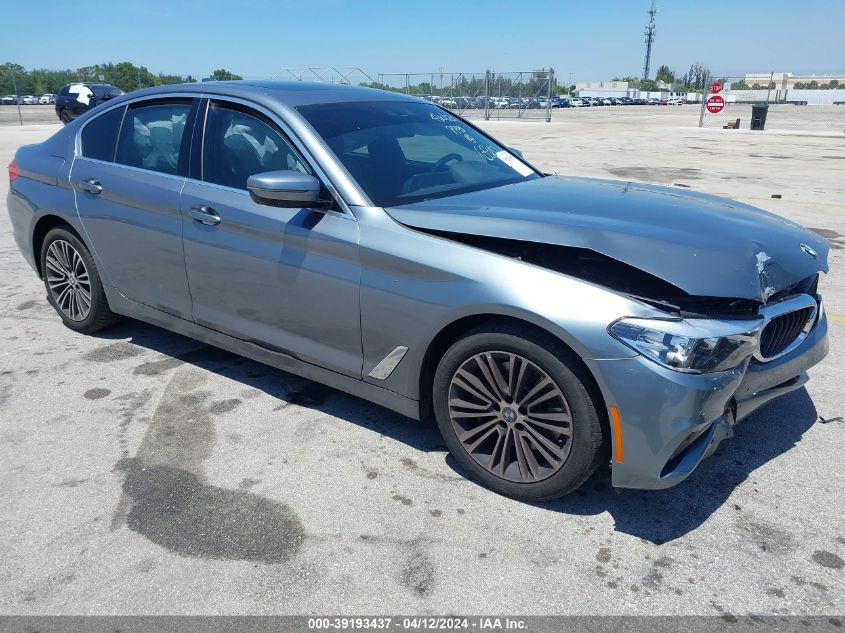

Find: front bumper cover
<box><xmin>586</xmin><ymin>310</ymin><xmax>828</xmax><ymax>490</ymax></box>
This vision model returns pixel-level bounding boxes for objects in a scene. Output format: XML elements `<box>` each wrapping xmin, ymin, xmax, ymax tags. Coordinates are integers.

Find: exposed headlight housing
<box><xmin>609</xmin><ymin>317</ymin><xmax>762</xmax><ymax>374</ymax></box>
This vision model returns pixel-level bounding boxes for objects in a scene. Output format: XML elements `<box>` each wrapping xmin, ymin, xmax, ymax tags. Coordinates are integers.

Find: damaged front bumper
<box><xmin>586</xmin><ymin>309</ymin><xmax>829</xmax><ymax>490</ymax></box>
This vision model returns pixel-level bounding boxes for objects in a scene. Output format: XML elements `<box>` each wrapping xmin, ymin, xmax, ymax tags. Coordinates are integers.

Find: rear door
<box><xmin>180</xmin><ymin>98</ymin><xmax>362</xmax><ymax>377</ymax></box>
<box><xmin>71</xmin><ymin>97</ymin><xmax>199</xmax><ymax>319</ymax></box>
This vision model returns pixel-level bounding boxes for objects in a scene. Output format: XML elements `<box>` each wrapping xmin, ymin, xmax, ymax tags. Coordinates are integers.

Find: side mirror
<box><xmin>508</xmin><ymin>146</ymin><xmax>524</xmax><ymax>159</ymax></box>
<box><xmin>247</xmin><ymin>170</ymin><xmax>325</xmax><ymax>208</ymax></box>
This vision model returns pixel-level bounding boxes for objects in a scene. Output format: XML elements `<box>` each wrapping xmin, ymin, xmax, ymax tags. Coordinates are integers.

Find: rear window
<box><xmin>91</xmin><ymin>84</ymin><xmax>123</xmax><ymax>98</ymax></box>
<box><xmin>81</xmin><ymin>106</ymin><xmax>125</xmax><ymax>162</ymax></box>
<box><xmin>115</xmin><ymin>100</ymin><xmax>192</xmax><ymax>175</ymax></box>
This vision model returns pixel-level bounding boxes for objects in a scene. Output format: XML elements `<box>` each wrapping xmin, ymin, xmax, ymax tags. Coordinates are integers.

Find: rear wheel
<box><xmin>40</xmin><ymin>226</ymin><xmax>120</xmax><ymax>333</ymax></box>
<box><xmin>59</xmin><ymin>108</ymin><xmax>71</xmax><ymax>124</ymax></box>
<box><xmin>433</xmin><ymin>324</ymin><xmax>606</xmax><ymax>501</ymax></box>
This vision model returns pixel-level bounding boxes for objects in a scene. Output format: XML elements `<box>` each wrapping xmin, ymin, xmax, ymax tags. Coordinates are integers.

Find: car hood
<box><xmin>385</xmin><ymin>176</ymin><xmax>829</xmax><ymax>303</ymax></box>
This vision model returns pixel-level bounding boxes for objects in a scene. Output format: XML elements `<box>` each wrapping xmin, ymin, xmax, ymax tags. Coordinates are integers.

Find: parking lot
<box><xmin>0</xmin><ymin>105</ymin><xmax>843</xmax><ymax>616</ymax></box>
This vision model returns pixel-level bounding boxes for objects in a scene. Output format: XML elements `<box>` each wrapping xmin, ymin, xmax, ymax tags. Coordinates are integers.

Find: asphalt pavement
<box><xmin>0</xmin><ymin>109</ymin><xmax>842</xmax><ymax>615</ymax></box>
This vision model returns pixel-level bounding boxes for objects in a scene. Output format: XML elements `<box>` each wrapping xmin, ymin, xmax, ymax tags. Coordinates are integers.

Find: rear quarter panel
<box><xmin>7</xmin><ymin>133</ymin><xmax>82</xmax><ymax>275</ymax></box>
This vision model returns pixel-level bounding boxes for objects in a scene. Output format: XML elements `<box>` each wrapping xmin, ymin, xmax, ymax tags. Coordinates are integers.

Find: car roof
<box><xmin>105</xmin><ymin>80</ymin><xmax>421</xmax><ymax>109</ymax></box>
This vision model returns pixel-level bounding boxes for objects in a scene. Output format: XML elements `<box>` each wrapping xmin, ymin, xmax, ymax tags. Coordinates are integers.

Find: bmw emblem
<box><xmin>800</xmin><ymin>243</ymin><xmax>818</xmax><ymax>259</ymax></box>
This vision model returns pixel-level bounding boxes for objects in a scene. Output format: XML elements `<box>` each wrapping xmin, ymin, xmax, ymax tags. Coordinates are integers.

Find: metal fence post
<box><xmin>484</xmin><ymin>70</ymin><xmax>490</xmax><ymax>120</ymax></box>
<box><xmin>546</xmin><ymin>70</ymin><xmax>553</xmax><ymax>122</ymax></box>
<box><xmin>10</xmin><ymin>70</ymin><xmax>23</xmax><ymax>126</ymax></box>
<box><xmin>698</xmin><ymin>72</ymin><xmax>711</xmax><ymax>128</ymax></box>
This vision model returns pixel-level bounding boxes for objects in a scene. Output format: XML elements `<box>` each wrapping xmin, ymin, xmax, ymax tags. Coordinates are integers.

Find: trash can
<box><xmin>751</xmin><ymin>103</ymin><xmax>769</xmax><ymax>130</ymax></box>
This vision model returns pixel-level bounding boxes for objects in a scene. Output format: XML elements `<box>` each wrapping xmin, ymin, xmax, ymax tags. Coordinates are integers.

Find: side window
<box><xmin>202</xmin><ymin>103</ymin><xmax>311</xmax><ymax>190</ymax></box>
<box><xmin>115</xmin><ymin>100</ymin><xmax>192</xmax><ymax>176</ymax></box>
<box><xmin>81</xmin><ymin>106</ymin><xmax>125</xmax><ymax>162</ymax></box>
<box><xmin>59</xmin><ymin>86</ymin><xmax>70</xmax><ymax>96</ymax></box>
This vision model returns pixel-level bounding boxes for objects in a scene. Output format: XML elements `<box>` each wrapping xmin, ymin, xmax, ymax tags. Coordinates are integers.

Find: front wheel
<box><xmin>40</xmin><ymin>226</ymin><xmax>121</xmax><ymax>333</ymax></box>
<box><xmin>59</xmin><ymin>108</ymin><xmax>71</xmax><ymax>124</ymax></box>
<box><xmin>433</xmin><ymin>324</ymin><xmax>607</xmax><ymax>501</ymax></box>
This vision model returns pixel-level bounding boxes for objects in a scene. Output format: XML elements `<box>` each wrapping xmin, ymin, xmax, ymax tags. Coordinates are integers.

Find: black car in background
<box><xmin>55</xmin><ymin>83</ymin><xmax>124</xmax><ymax>123</ymax></box>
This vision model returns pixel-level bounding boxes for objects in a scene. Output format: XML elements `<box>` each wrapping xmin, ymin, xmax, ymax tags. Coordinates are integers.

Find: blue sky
<box><xmin>3</xmin><ymin>0</ymin><xmax>843</xmax><ymax>82</ymax></box>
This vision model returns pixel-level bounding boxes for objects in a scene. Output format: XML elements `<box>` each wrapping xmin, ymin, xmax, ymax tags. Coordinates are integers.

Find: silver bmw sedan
<box><xmin>6</xmin><ymin>81</ymin><xmax>829</xmax><ymax>500</ymax></box>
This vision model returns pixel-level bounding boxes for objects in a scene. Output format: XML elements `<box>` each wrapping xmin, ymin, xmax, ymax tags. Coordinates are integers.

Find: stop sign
<box><xmin>709</xmin><ymin>81</ymin><xmax>723</xmax><ymax>94</ymax></box>
<box><xmin>706</xmin><ymin>95</ymin><xmax>725</xmax><ymax>114</ymax></box>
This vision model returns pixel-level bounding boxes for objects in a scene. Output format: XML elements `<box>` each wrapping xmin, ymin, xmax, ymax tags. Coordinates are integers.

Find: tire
<box><xmin>40</xmin><ymin>226</ymin><xmax>120</xmax><ymax>333</ymax></box>
<box><xmin>59</xmin><ymin>108</ymin><xmax>71</xmax><ymax>124</ymax></box>
<box><xmin>433</xmin><ymin>323</ymin><xmax>607</xmax><ymax>501</ymax></box>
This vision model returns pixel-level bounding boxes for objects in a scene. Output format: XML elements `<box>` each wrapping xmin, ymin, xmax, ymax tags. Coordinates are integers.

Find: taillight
<box><xmin>8</xmin><ymin>159</ymin><xmax>19</xmax><ymax>183</ymax></box>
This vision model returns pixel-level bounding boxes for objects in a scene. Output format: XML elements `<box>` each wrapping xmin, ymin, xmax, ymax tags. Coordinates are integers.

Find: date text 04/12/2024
<box><xmin>307</xmin><ymin>617</ymin><xmax>528</xmax><ymax>630</ymax></box>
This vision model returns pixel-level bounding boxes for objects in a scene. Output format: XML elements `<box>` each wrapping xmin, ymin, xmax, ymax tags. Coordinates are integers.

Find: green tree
<box><xmin>210</xmin><ymin>68</ymin><xmax>242</xmax><ymax>81</ymax></box>
<box><xmin>0</xmin><ymin>62</ymin><xmax>28</xmax><ymax>93</ymax></box>
<box><xmin>655</xmin><ymin>64</ymin><xmax>675</xmax><ymax>84</ymax></box>
<box><xmin>830</xmin><ymin>79</ymin><xmax>840</xmax><ymax>89</ymax></box>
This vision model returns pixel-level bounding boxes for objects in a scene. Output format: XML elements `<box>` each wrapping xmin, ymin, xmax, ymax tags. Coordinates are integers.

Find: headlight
<box><xmin>609</xmin><ymin>317</ymin><xmax>761</xmax><ymax>374</ymax></box>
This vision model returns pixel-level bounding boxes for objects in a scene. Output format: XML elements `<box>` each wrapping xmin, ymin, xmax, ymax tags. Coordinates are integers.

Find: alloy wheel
<box><xmin>448</xmin><ymin>351</ymin><xmax>573</xmax><ymax>483</ymax></box>
<box><xmin>45</xmin><ymin>239</ymin><xmax>92</xmax><ymax>322</ymax></box>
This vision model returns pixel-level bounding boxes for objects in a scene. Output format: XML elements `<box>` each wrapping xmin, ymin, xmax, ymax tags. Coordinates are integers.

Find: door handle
<box><xmin>79</xmin><ymin>178</ymin><xmax>103</xmax><ymax>195</ymax></box>
<box><xmin>189</xmin><ymin>205</ymin><xmax>221</xmax><ymax>226</ymax></box>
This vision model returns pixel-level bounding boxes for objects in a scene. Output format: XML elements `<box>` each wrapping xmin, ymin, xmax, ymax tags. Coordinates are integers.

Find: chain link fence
<box><xmin>374</xmin><ymin>70</ymin><xmax>555</xmax><ymax>121</ymax></box>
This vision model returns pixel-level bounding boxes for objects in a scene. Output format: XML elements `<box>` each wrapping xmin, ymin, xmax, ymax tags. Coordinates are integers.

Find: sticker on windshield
<box><xmin>496</xmin><ymin>150</ymin><xmax>533</xmax><ymax>177</ymax></box>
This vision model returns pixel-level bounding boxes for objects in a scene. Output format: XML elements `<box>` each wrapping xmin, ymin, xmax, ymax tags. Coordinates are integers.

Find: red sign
<box><xmin>709</xmin><ymin>81</ymin><xmax>723</xmax><ymax>94</ymax></box>
<box><xmin>706</xmin><ymin>95</ymin><xmax>725</xmax><ymax>114</ymax></box>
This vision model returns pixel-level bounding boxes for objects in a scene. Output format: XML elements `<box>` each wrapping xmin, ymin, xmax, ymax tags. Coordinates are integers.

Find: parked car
<box><xmin>558</xmin><ymin>98</ymin><xmax>571</xmax><ymax>108</ymax></box>
<box><xmin>667</xmin><ymin>98</ymin><xmax>685</xmax><ymax>105</ymax></box>
<box><xmin>7</xmin><ymin>82</ymin><xmax>830</xmax><ymax>500</ymax></box>
<box><xmin>39</xmin><ymin>94</ymin><xmax>56</xmax><ymax>105</ymax></box>
<box><xmin>647</xmin><ymin>98</ymin><xmax>660</xmax><ymax>105</ymax></box>
<box><xmin>2</xmin><ymin>95</ymin><xmax>22</xmax><ymax>105</ymax></box>
<box><xmin>21</xmin><ymin>95</ymin><xmax>37</xmax><ymax>105</ymax></box>
<box><xmin>55</xmin><ymin>82</ymin><xmax>124</xmax><ymax>123</ymax></box>
<box><xmin>439</xmin><ymin>98</ymin><xmax>457</xmax><ymax>109</ymax></box>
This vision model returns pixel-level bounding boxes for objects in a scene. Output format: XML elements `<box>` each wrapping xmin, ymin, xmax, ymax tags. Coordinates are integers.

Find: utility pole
<box><xmin>642</xmin><ymin>1</ymin><xmax>657</xmax><ymax>81</ymax></box>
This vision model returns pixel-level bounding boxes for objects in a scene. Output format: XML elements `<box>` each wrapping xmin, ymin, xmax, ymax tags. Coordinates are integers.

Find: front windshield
<box><xmin>297</xmin><ymin>101</ymin><xmax>539</xmax><ymax>207</ymax></box>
